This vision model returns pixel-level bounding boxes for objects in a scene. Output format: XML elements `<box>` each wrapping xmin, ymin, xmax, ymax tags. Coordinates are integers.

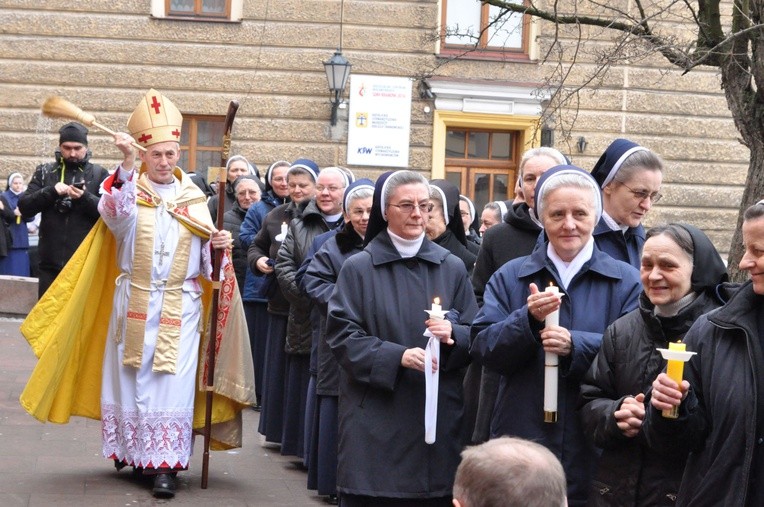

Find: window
<box><xmin>178</xmin><ymin>115</ymin><xmax>225</xmax><ymax>179</ymax></box>
<box><xmin>151</xmin><ymin>0</ymin><xmax>242</xmax><ymax>21</ymax></box>
<box><xmin>444</xmin><ymin>128</ymin><xmax>519</xmax><ymax>212</ymax></box>
<box><xmin>166</xmin><ymin>0</ymin><xmax>230</xmax><ymax>18</ymax></box>
<box><xmin>441</xmin><ymin>0</ymin><xmax>530</xmax><ymax>58</ymax></box>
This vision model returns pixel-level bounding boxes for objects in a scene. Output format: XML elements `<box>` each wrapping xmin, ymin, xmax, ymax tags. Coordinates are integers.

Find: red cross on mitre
<box><xmin>171</xmin><ymin>129</ymin><xmax>180</xmax><ymax>139</ymax></box>
<box><xmin>150</xmin><ymin>96</ymin><xmax>162</xmax><ymax>115</ymax></box>
<box><xmin>138</xmin><ymin>133</ymin><xmax>153</xmax><ymax>144</ymax></box>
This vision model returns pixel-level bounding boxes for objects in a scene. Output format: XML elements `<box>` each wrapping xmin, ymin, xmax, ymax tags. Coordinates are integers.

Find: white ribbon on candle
<box><xmin>423</xmin><ymin>331</ymin><xmax>439</xmax><ymax>444</ymax></box>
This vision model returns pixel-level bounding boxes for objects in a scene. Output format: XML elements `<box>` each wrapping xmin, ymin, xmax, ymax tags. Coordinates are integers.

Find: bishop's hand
<box><xmin>210</xmin><ymin>229</ymin><xmax>233</xmax><ymax>250</ymax></box>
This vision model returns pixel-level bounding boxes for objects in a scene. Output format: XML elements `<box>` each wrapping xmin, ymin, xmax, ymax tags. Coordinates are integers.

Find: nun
<box><xmin>427</xmin><ymin>180</ymin><xmax>478</xmax><ymax>273</ymax></box>
<box><xmin>471</xmin><ymin>165</ymin><xmax>641</xmax><ymax>506</ymax></box>
<box><xmin>459</xmin><ymin>195</ymin><xmax>481</xmax><ymax>246</ymax></box>
<box><xmin>0</xmin><ymin>173</ymin><xmax>32</xmax><ymax>276</ymax></box>
<box><xmin>591</xmin><ymin>139</ymin><xmax>664</xmax><ymax>269</ymax></box>
<box><xmin>326</xmin><ymin>170</ymin><xmax>478</xmax><ymax>506</ymax></box>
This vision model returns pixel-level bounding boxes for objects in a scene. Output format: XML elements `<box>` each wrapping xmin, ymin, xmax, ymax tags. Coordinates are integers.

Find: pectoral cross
<box><xmin>155</xmin><ymin>241</ymin><xmax>170</xmax><ymax>267</ymax></box>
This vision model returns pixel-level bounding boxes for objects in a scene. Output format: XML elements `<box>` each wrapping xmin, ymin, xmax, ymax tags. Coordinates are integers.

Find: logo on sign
<box><xmin>355</xmin><ymin>113</ymin><xmax>368</xmax><ymax>128</ymax></box>
<box><xmin>357</xmin><ymin>147</ymin><xmax>373</xmax><ymax>155</ymax></box>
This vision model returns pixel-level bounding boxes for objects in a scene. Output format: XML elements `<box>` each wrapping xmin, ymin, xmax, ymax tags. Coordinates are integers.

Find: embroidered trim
<box><xmin>102</xmin><ymin>404</ymin><xmax>194</xmax><ymax>470</ymax></box>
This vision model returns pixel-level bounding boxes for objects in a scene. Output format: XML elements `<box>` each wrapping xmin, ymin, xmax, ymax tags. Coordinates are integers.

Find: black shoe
<box><xmin>324</xmin><ymin>494</ymin><xmax>338</xmax><ymax>505</ymax></box>
<box><xmin>113</xmin><ymin>459</ymin><xmax>127</xmax><ymax>471</ymax></box>
<box><xmin>152</xmin><ymin>473</ymin><xmax>176</xmax><ymax>499</ymax></box>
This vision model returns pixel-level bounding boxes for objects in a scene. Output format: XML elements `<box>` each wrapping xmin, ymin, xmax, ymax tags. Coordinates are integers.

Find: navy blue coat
<box><xmin>326</xmin><ymin>230</ymin><xmax>478</xmax><ymax>498</ymax></box>
<box><xmin>303</xmin><ymin>225</ymin><xmax>362</xmax><ymax>396</ymax></box>
<box><xmin>593</xmin><ymin>218</ymin><xmax>645</xmax><ymax>270</ymax></box>
<box><xmin>471</xmin><ymin>244</ymin><xmax>640</xmax><ymax>507</ymax></box>
<box><xmin>240</xmin><ymin>190</ymin><xmax>288</xmax><ymax>302</ymax></box>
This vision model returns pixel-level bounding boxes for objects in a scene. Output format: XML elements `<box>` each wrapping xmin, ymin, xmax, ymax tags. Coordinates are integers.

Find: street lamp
<box><xmin>323</xmin><ymin>49</ymin><xmax>352</xmax><ymax>126</ymax></box>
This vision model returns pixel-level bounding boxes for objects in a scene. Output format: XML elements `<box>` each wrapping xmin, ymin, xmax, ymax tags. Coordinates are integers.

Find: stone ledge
<box><xmin>0</xmin><ymin>275</ymin><xmax>38</xmax><ymax>317</ymax></box>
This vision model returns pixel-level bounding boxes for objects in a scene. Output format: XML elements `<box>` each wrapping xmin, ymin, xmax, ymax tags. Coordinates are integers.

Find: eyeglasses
<box><xmin>622</xmin><ymin>183</ymin><xmax>663</xmax><ymax>204</ymax></box>
<box><xmin>388</xmin><ymin>202</ymin><xmax>431</xmax><ymax>214</ymax></box>
<box><xmin>316</xmin><ymin>185</ymin><xmax>344</xmax><ymax>193</ymax></box>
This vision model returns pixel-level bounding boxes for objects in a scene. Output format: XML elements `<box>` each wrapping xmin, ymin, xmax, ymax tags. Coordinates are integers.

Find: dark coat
<box><xmin>580</xmin><ymin>290</ymin><xmax>725</xmax><ymax>506</ymax></box>
<box><xmin>432</xmin><ymin>228</ymin><xmax>476</xmax><ymax>274</ymax></box>
<box><xmin>643</xmin><ymin>282</ymin><xmax>763</xmax><ymax>507</ymax></box>
<box><xmin>593</xmin><ymin>218</ymin><xmax>645</xmax><ymax>270</ymax></box>
<box><xmin>326</xmin><ymin>230</ymin><xmax>478</xmax><ymax>498</ymax></box>
<box><xmin>472</xmin><ymin>202</ymin><xmax>542</xmax><ymax>302</ymax></box>
<box><xmin>0</xmin><ymin>206</ymin><xmax>11</xmax><ymax>258</ymax></box>
<box><xmin>207</xmin><ymin>181</ymin><xmax>236</xmax><ymax>221</ymax></box>
<box><xmin>1</xmin><ymin>191</ymin><xmax>33</xmax><ymax>250</ymax></box>
<box><xmin>223</xmin><ymin>203</ymin><xmax>247</xmax><ymax>291</ymax></box>
<box><xmin>240</xmin><ymin>190</ymin><xmax>289</xmax><ymax>302</ymax></box>
<box><xmin>471</xmin><ymin>244</ymin><xmax>641</xmax><ymax>507</ymax></box>
<box><xmin>248</xmin><ymin>200</ymin><xmax>304</xmax><ymax>315</ymax></box>
<box><xmin>18</xmin><ymin>159</ymin><xmax>109</xmax><ymax>271</ymax></box>
<box><xmin>276</xmin><ymin>199</ymin><xmax>342</xmax><ymax>354</ymax></box>
<box><xmin>304</xmin><ymin>224</ymin><xmax>363</xmax><ymax>396</ymax></box>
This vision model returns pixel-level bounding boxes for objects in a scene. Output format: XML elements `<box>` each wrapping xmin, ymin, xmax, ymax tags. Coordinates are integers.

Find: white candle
<box><xmin>544</xmin><ymin>284</ymin><xmax>560</xmax><ymax>423</ymax></box>
<box><xmin>431</xmin><ymin>297</ymin><xmax>442</xmax><ymax>313</ymax></box>
<box><xmin>280</xmin><ymin>222</ymin><xmax>288</xmax><ymax>236</ymax></box>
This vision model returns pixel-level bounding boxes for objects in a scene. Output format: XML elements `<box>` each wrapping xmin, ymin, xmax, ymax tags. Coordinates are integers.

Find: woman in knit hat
<box><xmin>590</xmin><ymin>139</ymin><xmax>664</xmax><ymax>269</ymax></box>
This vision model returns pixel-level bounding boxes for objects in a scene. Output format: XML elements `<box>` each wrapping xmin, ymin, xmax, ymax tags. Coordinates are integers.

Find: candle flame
<box><xmin>433</xmin><ymin>297</ymin><xmax>440</xmax><ymax>305</ymax></box>
<box><xmin>548</xmin><ymin>281</ymin><xmax>555</xmax><ymax>287</ymax></box>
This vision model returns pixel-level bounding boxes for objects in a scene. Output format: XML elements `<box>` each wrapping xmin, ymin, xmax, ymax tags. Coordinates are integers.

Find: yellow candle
<box><xmin>663</xmin><ymin>342</ymin><xmax>686</xmax><ymax>419</ymax></box>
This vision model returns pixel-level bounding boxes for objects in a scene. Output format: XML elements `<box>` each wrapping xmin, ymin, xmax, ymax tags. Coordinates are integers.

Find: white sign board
<box><xmin>347</xmin><ymin>75</ymin><xmax>412</xmax><ymax>167</ymax></box>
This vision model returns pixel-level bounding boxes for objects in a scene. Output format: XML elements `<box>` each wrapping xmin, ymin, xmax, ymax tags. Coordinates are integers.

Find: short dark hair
<box><xmin>744</xmin><ymin>201</ymin><xmax>764</xmax><ymax>222</ymax></box>
<box><xmin>645</xmin><ymin>224</ymin><xmax>694</xmax><ymax>260</ymax></box>
<box><xmin>453</xmin><ymin>437</ymin><xmax>566</xmax><ymax>507</ymax></box>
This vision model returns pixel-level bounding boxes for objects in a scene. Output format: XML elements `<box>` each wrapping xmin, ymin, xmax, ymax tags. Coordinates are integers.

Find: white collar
<box><xmin>388</xmin><ymin>229</ymin><xmax>424</xmax><ymax>258</ymax></box>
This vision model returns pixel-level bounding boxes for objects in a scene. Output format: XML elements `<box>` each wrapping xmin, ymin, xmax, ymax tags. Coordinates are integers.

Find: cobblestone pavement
<box><xmin>0</xmin><ymin>318</ymin><xmax>325</xmax><ymax>506</ymax></box>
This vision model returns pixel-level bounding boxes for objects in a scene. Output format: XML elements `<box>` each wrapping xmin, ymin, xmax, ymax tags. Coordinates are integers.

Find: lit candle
<box><xmin>544</xmin><ymin>283</ymin><xmax>560</xmax><ymax>423</ymax></box>
<box><xmin>431</xmin><ymin>297</ymin><xmax>442</xmax><ymax>314</ymax></box>
<box><xmin>664</xmin><ymin>342</ymin><xmax>687</xmax><ymax>419</ymax></box>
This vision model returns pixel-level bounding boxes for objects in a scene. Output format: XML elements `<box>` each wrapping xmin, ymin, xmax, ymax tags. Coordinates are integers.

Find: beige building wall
<box><xmin>0</xmin><ymin>0</ymin><xmax>745</xmax><ymax>255</ymax></box>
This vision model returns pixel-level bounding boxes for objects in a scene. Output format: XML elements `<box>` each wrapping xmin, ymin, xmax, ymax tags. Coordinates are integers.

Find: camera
<box><xmin>55</xmin><ymin>197</ymin><xmax>73</xmax><ymax>214</ymax></box>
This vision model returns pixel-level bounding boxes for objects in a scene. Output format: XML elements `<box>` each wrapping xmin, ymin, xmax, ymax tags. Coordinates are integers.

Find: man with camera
<box><xmin>19</xmin><ymin>122</ymin><xmax>109</xmax><ymax>296</ymax></box>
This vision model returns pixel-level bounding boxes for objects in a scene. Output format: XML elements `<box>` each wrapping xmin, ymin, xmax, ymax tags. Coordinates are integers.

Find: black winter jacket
<box><xmin>223</xmin><ymin>203</ymin><xmax>247</xmax><ymax>291</ymax></box>
<box><xmin>276</xmin><ymin>199</ymin><xmax>343</xmax><ymax>355</ymax></box>
<box><xmin>580</xmin><ymin>289</ymin><xmax>725</xmax><ymax>506</ymax></box>
<box><xmin>18</xmin><ymin>158</ymin><xmax>109</xmax><ymax>270</ymax></box>
<box><xmin>643</xmin><ymin>282</ymin><xmax>763</xmax><ymax>507</ymax></box>
<box><xmin>472</xmin><ymin>202</ymin><xmax>541</xmax><ymax>302</ymax></box>
<box><xmin>433</xmin><ymin>228</ymin><xmax>476</xmax><ymax>274</ymax></box>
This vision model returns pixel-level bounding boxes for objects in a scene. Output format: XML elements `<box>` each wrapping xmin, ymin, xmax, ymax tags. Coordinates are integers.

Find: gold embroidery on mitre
<box><xmin>127</xmin><ymin>89</ymin><xmax>183</xmax><ymax>148</ymax></box>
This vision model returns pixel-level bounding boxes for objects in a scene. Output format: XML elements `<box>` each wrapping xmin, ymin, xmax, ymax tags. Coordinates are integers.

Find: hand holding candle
<box><xmin>425</xmin><ymin>297</ymin><xmax>452</xmax><ymax>344</ymax></box>
<box><xmin>656</xmin><ymin>342</ymin><xmax>696</xmax><ymax>419</ymax></box>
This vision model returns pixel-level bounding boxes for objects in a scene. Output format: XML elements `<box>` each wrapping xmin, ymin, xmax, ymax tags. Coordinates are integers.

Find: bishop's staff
<box><xmin>201</xmin><ymin>99</ymin><xmax>239</xmax><ymax>489</ymax></box>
